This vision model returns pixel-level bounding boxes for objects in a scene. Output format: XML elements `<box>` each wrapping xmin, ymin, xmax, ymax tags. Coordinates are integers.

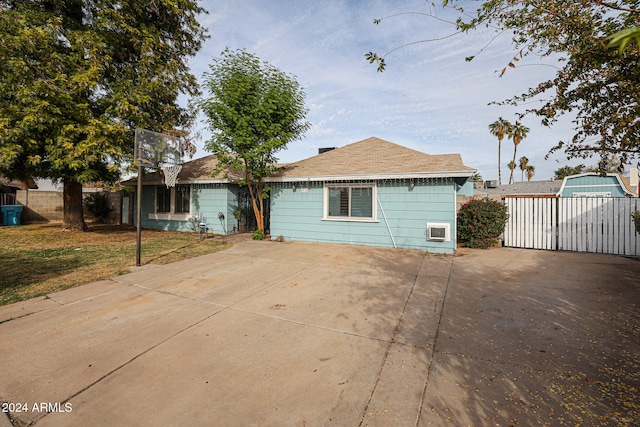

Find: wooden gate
<box><xmin>504</xmin><ymin>197</ymin><xmax>640</xmax><ymax>256</ymax></box>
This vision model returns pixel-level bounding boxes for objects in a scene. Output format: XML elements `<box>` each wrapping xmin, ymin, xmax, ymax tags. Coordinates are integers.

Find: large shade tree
<box><xmin>0</xmin><ymin>0</ymin><xmax>206</xmax><ymax>230</ymax></box>
<box><xmin>367</xmin><ymin>0</ymin><xmax>640</xmax><ymax>169</ymax></box>
<box><xmin>198</xmin><ymin>49</ymin><xmax>311</xmax><ymax>235</ymax></box>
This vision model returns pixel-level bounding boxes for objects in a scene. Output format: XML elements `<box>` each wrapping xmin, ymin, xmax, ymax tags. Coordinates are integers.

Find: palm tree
<box><xmin>526</xmin><ymin>165</ymin><xmax>536</xmax><ymax>181</ymax></box>
<box><xmin>488</xmin><ymin>117</ymin><xmax>512</xmax><ymax>185</ymax></box>
<box><xmin>507</xmin><ymin>160</ymin><xmax>517</xmax><ymax>181</ymax></box>
<box><xmin>508</xmin><ymin>121</ymin><xmax>530</xmax><ymax>184</ymax></box>
<box><xmin>519</xmin><ymin>156</ymin><xmax>529</xmax><ymax>182</ymax></box>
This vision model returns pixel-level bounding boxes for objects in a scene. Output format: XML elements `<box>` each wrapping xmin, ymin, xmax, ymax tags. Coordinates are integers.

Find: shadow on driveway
<box><xmin>0</xmin><ymin>242</ymin><xmax>638</xmax><ymax>426</ymax></box>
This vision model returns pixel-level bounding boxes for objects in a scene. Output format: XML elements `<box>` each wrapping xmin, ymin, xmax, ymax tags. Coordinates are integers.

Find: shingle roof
<box><xmin>0</xmin><ymin>177</ymin><xmax>37</xmax><ymax>190</ymax></box>
<box><xmin>123</xmin><ymin>137</ymin><xmax>474</xmax><ymax>186</ymax></box>
<box><xmin>479</xmin><ymin>180</ymin><xmax>563</xmax><ymax>196</ymax></box>
<box><xmin>268</xmin><ymin>136</ymin><xmax>474</xmax><ymax>181</ymax></box>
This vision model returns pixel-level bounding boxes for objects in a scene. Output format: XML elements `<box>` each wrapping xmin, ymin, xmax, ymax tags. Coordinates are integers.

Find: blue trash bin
<box><xmin>1</xmin><ymin>205</ymin><xmax>23</xmax><ymax>226</ymax></box>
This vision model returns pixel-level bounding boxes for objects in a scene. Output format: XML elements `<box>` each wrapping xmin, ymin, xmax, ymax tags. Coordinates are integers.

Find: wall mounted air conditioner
<box><xmin>427</xmin><ymin>223</ymin><xmax>451</xmax><ymax>242</ymax></box>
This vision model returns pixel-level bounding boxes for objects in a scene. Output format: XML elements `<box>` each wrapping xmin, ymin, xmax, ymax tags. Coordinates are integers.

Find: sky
<box><xmin>187</xmin><ymin>0</ymin><xmax>585</xmax><ymax>182</ymax></box>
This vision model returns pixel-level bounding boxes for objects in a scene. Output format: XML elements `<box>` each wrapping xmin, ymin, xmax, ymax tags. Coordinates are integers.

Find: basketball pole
<box><xmin>136</xmin><ymin>158</ymin><xmax>142</xmax><ymax>267</ymax></box>
<box><xmin>135</xmin><ymin>129</ymin><xmax>143</xmax><ymax>267</ymax></box>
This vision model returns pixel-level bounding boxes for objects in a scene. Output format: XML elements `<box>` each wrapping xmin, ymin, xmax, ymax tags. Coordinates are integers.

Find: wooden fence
<box><xmin>504</xmin><ymin>197</ymin><xmax>640</xmax><ymax>256</ymax></box>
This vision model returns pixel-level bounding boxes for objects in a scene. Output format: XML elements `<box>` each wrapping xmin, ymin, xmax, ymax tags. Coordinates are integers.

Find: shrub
<box><xmin>457</xmin><ymin>198</ymin><xmax>508</xmax><ymax>249</ymax></box>
<box><xmin>251</xmin><ymin>229</ymin><xmax>264</xmax><ymax>240</ymax></box>
<box><xmin>83</xmin><ymin>192</ymin><xmax>111</xmax><ymax>223</ymax></box>
<box><xmin>632</xmin><ymin>210</ymin><xmax>640</xmax><ymax>235</ymax></box>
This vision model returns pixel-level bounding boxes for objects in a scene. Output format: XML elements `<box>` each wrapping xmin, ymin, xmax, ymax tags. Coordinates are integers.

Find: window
<box><xmin>153</xmin><ymin>185</ymin><xmax>191</xmax><ymax>219</ymax></box>
<box><xmin>156</xmin><ymin>187</ymin><xmax>171</xmax><ymax>213</ymax></box>
<box><xmin>175</xmin><ymin>185</ymin><xmax>190</xmax><ymax>213</ymax></box>
<box><xmin>324</xmin><ymin>184</ymin><xmax>376</xmax><ymax>221</ymax></box>
<box><xmin>572</xmin><ymin>192</ymin><xmax>611</xmax><ymax>197</ymax></box>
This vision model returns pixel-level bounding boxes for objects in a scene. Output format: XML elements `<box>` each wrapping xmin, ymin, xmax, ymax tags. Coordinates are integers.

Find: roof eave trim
<box><xmin>264</xmin><ymin>170</ymin><xmax>475</xmax><ymax>182</ymax></box>
<box><xmin>134</xmin><ymin>178</ymin><xmax>238</xmax><ymax>185</ymax></box>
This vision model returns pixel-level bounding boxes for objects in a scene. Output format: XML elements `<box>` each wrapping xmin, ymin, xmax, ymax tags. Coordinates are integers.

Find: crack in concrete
<box><xmin>414</xmin><ymin>255</ymin><xmax>455</xmax><ymax>427</ymax></box>
<box><xmin>358</xmin><ymin>251</ymin><xmax>437</xmax><ymax>427</ymax></box>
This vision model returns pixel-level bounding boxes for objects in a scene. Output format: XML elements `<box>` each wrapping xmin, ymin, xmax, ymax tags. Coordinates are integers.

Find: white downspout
<box><xmin>377</xmin><ymin>196</ymin><xmax>396</xmax><ymax>248</ymax></box>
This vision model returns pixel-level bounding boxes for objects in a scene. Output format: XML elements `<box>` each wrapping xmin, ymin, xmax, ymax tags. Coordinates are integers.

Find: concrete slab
<box><xmin>360</xmin><ymin>343</ymin><xmax>431</xmax><ymax>427</ymax></box>
<box><xmin>0</xmin><ymin>296</ymin><xmax>58</xmax><ymax>323</ymax></box>
<box><xmin>0</xmin><ymin>286</ymin><xmax>223</xmax><ymax>425</ymax></box>
<box><xmin>36</xmin><ymin>309</ymin><xmax>388</xmax><ymax>427</ymax></box>
<box><xmin>0</xmin><ymin>242</ymin><xmax>638</xmax><ymax>426</ymax></box>
<box><xmin>419</xmin><ymin>353</ymin><xmax>634</xmax><ymax>426</ymax></box>
<box><xmin>47</xmin><ymin>280</ymin><xmax>125</xmax><ymax>305</ymax></box>
<box><xmin>233</xmin><ymin>264</ymin><xmax>415</xmax><ymax>341</ymax></box>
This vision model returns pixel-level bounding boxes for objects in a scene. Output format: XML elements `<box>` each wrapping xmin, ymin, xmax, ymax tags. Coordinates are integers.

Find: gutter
<box><xmin>264</xmin><ymin>170</ymin><xmax>476</xmax><ymax>183</ymax></box>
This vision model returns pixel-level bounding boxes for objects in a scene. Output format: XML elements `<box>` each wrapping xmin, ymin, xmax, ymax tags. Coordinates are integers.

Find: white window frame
<box><xmin>322</xmin><ymin>183</ymin><xmax>378</xmax><ymax>222</ymax></box>
<box><xmin>572</xmin><ymin>191</ymin><xmax>611</xmax><ymax>197</ymax></box>
<box><xmin>149</xmin><ymin>185</ymin><xmax>191</xmax><ymax>220</ymax></box>
<box><xmin>426</xmin><ymin>222</ymin><xmax>451</xmax><ymax>242</ymax></box>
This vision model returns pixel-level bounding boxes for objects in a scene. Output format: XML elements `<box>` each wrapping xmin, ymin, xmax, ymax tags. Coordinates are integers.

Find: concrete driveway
<box><xmin>1</xmin><ymin>241</ymin><xmax>638</xmax><ymax>426</ymax></box>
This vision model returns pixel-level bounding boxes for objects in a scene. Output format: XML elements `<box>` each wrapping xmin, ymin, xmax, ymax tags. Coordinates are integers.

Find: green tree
<box><xmin>469</xmin><ymin>172</ymin><xmax>483</xmax><ymax>182</ymax></box>
<box><xmin>525</xmin><ymin>165</ymin><xmax>535</xmax><ymax>181</ymax></box>
<box><xmin>198</xmin><ymin>49</ymin><xmax>311</xmax><ymax>234</ymax></box>
<box><xmin>368</xmin><ymin>1</ymin><xmax>640</xmax><ymax>167</ymax></box>
<box><xmin>507</xmin><ymin>160</ymin><xmax>517</xmax><ymax>181</ymax></box>
<box><xmin>488</xmin><ymin>117</ymin><xmax>512</xmax><ymax>185</ymax></box>
<box><xmin>553</xmin><ymin>164</ymin><xmax>586</xmax><ymax>180</ymax></box>
<box><xmin>519</xmin><ymin>156</ymin><xmax>529</xmax><ymax>182</ymax></box>
<box><xmin>507</xmin><ymin>122</ymin><xmax>529</xmax><ymax>184</ymax></box>
<box><xmin>0</xmin><ymin>1</ymin><xmax>206</xmax><ymax>230</ymax></box>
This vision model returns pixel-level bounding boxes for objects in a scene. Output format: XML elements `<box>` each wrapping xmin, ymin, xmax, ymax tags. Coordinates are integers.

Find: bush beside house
<box><xmin>457</xmin><ymin>198</ymin><xmax>508</xmax><ymax>249</ymax></box>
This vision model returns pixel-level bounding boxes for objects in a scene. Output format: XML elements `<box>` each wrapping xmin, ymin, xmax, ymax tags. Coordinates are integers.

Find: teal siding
<box><xmin>269</xmin><ymin>179</ymin><xmax>457</xmax><ymax>254</ymax></box>
<box><xmin>561</xmin><ymin>175</ymin><xmax>626</xmax><ymax>197</ymax></box>
<box><xmin>457</xmin><ymin>180</ymin><xmax>474</xmax><ymax>196</ymax></box>
<box><xmin>137</xmin><ymin>184</ymin><xmax>239</xmax><ymax>234</ymax></box>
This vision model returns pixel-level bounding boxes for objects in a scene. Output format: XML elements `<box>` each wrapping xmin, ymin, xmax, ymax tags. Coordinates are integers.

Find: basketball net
<box><xmin>161</xmin><ymin>164</ymin><xmax>182</xmax><ymax>188</ymax></box>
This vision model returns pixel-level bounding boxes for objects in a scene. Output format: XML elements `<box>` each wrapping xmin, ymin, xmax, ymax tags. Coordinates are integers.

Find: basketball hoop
<box><xmin>161</xmin><ymin>163</ymin><xmax>182</xmax><ymax>188</ymax></box>
<box><xmin>134</xmin><ymin>127</ymin><xmax>190</xmax><ymax>267</ymax></box>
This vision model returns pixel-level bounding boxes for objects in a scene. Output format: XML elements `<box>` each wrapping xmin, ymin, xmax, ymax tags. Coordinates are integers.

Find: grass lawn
<box><xmin>0</xmin><ymin>223</ymin><xmax>233</xmax><ymax>306</ymax></box>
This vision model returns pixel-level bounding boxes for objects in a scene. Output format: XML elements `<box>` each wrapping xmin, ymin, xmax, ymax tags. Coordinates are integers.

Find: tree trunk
<box><xmin>246</xmin><ymin>177</ymin><xmax>264</xmax><ymax>233</ymax></box>
<box><xmin>509</xmin><ymin>146</ymin><xmax>517</xmax><ymax>185</ymax></box>
<box><xmin>498</xmin><ymin>139</ymin><xmax>502</xmax><ymax>185</ymax></box>
<box><xmin>62</xmin><ymin>178</ymin><xmax>88</xmax><ymax>231</ymax></box>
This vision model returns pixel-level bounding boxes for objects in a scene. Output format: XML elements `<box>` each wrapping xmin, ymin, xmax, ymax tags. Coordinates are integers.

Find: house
<box><xmin>127</xmin><ymin>137</ymin><xmax>475</xmax><ymax>253</ymax></box>
<box><xmin>265</xmin><ymin>137</ymin><xmax>475</xmax><ymax>253</ymax></box>
<box><xmin>124</xmin><ymin>155</ymin><xmax>245</xmax><ymax>234</ymax></box>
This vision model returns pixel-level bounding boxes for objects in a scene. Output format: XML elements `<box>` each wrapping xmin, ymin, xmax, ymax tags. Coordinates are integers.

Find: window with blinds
<box><xmin>325</xmin><ymin>184</ymin><xmax>375</xmax><ymax>220</ymax></box>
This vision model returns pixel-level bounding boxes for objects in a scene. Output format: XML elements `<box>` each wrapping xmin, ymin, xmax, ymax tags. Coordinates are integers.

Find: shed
<box><xmin>556</xmin><ymin>173</ymin><xmax>637</xmax><ymax>197</ymax></box>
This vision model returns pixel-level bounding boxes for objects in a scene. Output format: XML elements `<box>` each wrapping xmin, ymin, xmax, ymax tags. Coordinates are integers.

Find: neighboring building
<box><xmin>0</xmin><ymin>177</ymin><xmax>37</xmax><ymax>205</ymax></box>
<box><xmin>556</xmin><ymin>173</ymin><xmax>637</xmax><ymax>198</ymax></box>
<box><xmin>266</xmin><ymin>137</ymin><xmax>475</xmax><ymax>253</ymax></box>
<box><xmin>478</xmin><ymin>180</ymin><xmax>563</xmax><ymax>198</ymax></box>
<box><xmin>478</xmin><ymin>172</ymin><xmax>638</xmax><ymax>199</ymax></box>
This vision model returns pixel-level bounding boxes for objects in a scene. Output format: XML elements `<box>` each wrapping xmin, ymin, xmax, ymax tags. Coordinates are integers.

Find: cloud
<box><xmin>193</xmin><ymin>0</ymin><xmax>582</xmax><ymax>180</ymax></box>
